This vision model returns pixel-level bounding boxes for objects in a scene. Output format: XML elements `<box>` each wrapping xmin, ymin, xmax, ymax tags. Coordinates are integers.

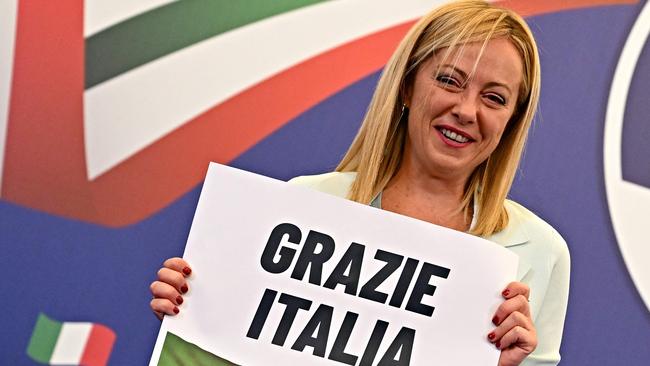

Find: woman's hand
<box><xmin>488</xmin><ymin>282</ymin><xmax>537</xmax><ymax>366</ymax></box>
<box><xmin>149</xmin><ymin>257</ymin><xmax>192</xmax><ymax>320</ymax></box>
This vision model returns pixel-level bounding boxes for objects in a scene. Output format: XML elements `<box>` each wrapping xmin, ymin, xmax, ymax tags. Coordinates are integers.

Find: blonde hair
<box><xmin>336</xmin><ymin>0</ymin><xmax>541</xmax><ymax>237</ymax></box>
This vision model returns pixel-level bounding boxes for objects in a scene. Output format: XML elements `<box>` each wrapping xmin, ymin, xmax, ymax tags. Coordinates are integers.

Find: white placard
<box><xmin>150</xmin><ymin>163</ymin><xmax>518</xmax><ymax>365</ymax></box>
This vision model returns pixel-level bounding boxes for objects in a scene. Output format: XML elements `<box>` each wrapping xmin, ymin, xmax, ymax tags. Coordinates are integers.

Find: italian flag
<box><xmin>27</xmin><ymin>313</ymin><xmax>116</xmax><ymax>366</ymax></box>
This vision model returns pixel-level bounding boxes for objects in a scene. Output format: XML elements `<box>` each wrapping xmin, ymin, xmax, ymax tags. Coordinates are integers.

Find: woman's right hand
<box><xmin>150</xmin><ymin>257</ymin><xmax>192</xmax><ymax>320</ymax></box>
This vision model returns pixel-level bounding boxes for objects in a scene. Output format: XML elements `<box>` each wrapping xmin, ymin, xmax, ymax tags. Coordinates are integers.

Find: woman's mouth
<box><xmin>434</xmin><ymin>126</ymin><xmax>474</xmax><ymax>146</ymax></box>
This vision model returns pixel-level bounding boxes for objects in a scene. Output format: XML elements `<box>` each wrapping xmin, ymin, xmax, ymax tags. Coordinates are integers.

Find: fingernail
<box><xmin>487</xmin><ymin>332</ymin><xmax>495</xmax><ymax>340</ymax></box>
<box><xmin>492</xmin><ymin>315</ymin><xmax>499</xmax><ymax>325</ymax></box>
<box><xmin>502</xmin><ymin>289</ymin><xmax>510</xmax><ymax>297</ymax></box>
<box><xmin>181</xmin><ymin>285</ymin><xmax>188</xmax><ymax>293</ymax></box>
<box><xmin>496</xmin><ymin>341</ymin><xmax>501</xmax><ymax>349</ymax></box>
<box><xmin>176</xmin><ymin>296</ymin><xmax>183</xmax><ymax>305</ymax></box>
<box><xmin>173</xmin><ymin>306</ymin><xmax>179</xmax><ymax>314</ymax></box>
<box><xmin>183</xmin><ymin>267</ymin><xmax>192</xmax><ymax>275</ymax></box>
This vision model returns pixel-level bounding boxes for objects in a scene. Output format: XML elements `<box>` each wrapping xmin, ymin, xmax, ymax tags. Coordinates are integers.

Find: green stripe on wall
<box><xmin>26</xmin><ymin>313</ymin><xmax>62</xmax><ymax>363</ymax></box>
<box><xmin>85</xmin><ymin>0</ymin><xmax>329</xmax><ymax>88</ymax></box>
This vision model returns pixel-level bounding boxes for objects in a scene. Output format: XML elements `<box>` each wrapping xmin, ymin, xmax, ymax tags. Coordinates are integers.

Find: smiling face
<box><xmin>402</xmin><ymin>38</ymin><xmax>524</xmax><ymax>184</ymax></box>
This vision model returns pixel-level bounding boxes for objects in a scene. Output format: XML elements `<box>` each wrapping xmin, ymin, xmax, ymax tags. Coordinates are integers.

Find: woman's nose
<box><xmin>451</xmin><ymin>92</ymin><xmax>478</xmax><ymax>125</ymax></box>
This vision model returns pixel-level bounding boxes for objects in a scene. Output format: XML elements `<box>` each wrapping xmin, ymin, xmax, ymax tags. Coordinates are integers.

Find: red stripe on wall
<box><xmin>79</xmin><ymin>324</ymin><xmax>116</xmax><ymax>366</ymax></box>
<box><xmin>2</xmin><ymin>1</ymin><xmax>91</xmax><ymax>216</ymax></box>
<box><xmin>1</xmin><ymin>0</ymin><xmax>639</xmax><ymax>227</ymax></box>
<box><xmin>497</xmin><ymin>0</ymin><xmax>638</xmax><ymax>16</ymax></box>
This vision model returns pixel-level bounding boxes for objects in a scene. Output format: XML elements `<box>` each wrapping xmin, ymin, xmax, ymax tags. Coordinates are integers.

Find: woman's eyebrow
<box><xmin>437</xmin><ymin>64</ymin><xmax>468</xmax><ymax>79</ymax></box>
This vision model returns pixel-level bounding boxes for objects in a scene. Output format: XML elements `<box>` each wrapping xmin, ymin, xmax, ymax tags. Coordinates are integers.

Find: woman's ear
<box><xmin>400</xmin><ymin>83</ymin><xmax>412</xmax><ymax>108</ymax></box>
<box><xmin>399</xmin><ymin>75</ymin><xmax>413</xmax><ymax>108</ymax></box>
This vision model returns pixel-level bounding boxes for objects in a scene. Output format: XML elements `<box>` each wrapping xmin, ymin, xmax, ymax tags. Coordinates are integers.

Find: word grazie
<box><xmin>261</xmin><ymin>223</ymin><xmax>450</xmax><ymax>316</ymax></box>
<box><xmin>246</xmin><ymin>222</ymin><xmax>451</xmax><ymax>365</ymax></box>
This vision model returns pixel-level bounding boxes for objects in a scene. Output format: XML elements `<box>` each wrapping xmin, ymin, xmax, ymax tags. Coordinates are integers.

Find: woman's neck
<box><xmin>381</xmin><ymin>165</ymin><xmax>472</xmax><ymax>232</ymax></box>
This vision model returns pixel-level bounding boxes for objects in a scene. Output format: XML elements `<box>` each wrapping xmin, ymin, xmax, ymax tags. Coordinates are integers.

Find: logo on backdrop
<box><xmin>27</xmin><ymin>313</ymin><xmax>116</xmax><ymax>366</ymax></box>
<box><xmin>604</xmin><ymin>2</ymin><xmax>650</xmax><ymax>312</ymax></box>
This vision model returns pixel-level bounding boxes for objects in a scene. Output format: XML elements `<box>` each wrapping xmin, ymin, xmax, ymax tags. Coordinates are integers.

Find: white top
<box><xmin>289</xmin><ymin>171</ymin><xmax>570</xmax><ymax>366</ymax></box>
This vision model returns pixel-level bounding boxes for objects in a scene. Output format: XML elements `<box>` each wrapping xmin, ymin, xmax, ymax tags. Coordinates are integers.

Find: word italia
<box><xmin>247</xmin><ymin>289</ymin><xmax>415</xmax><ymax>366</ymax></box>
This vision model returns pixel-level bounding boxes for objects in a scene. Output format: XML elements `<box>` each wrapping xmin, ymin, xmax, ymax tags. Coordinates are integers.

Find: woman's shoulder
<box><xmin>287</xmin><ymin>171</ymin><xmax>357</xmax><ymax>198</ymax></box>
<box><xmin>503</xmin><ymin>199</ymin><xmax>570</xmax><ymax>258</ymax></box>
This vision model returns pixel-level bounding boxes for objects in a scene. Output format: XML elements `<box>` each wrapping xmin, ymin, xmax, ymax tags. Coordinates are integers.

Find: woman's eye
<box><xmin>436</xmin><ymin>75</ymin><xmax>461</xmax><ymax>88</ymax></box>
<box><xmin>485</xmin><ymin>93</ymin><xmax>506</xmax><ymax>105</ymax></box>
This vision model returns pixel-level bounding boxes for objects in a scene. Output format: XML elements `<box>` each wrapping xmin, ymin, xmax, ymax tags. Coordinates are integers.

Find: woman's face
<box><xmin>403</xmin><ymin>38</ymin><xmax>523</xmax><ymax>183</ymax></box>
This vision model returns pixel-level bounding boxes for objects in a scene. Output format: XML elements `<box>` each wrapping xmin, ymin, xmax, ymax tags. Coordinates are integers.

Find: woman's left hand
<box><xmin>488</xmin><ymin>282</ymin><xmax>537</xmax><ymax>366</ymax></box>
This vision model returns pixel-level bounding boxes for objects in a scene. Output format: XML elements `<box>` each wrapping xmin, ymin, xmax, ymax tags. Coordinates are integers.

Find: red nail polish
<box><xmin>181</xmin><ymin>285</ymin><xmax>188</xmax><ymax>293</ymax></box>
<box><xmin>173</xmin><ymin>306</ymin><xmax>179</xmax><ymax>314</ymax></box>
<box><xmin>502</xmin><ymin>289</ymin><xmax>510</xmax><ymax>297</ymax></box>
<box><xmin>488</xmin><ymin>332</ymin><xmax>495</xmax><ymax>340</ymax></box>
<box><xmin>176</xmin><ymin>296</ymin><xmax>183</xmax><ymax>305</ymax></box>
<box><xmin>183</xmin><ymin>267</ymin><xmax>192</xmax><ymax>275</ymax></box>
<box><xmin>496</xmin><ymin>341</ymin><xmax>501</xmax><ymax>349</ymax></box>
<box><xmin>492</xmin><ymin>316</ymin><xmax>499</xmax><ymax>325</ymax></box>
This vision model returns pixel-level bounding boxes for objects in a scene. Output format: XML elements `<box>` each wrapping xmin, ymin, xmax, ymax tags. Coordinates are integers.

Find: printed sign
<box><xmin>149</xmin><ymin>163</ymin><xmax>518</xmax><ymax>365</ymax></box>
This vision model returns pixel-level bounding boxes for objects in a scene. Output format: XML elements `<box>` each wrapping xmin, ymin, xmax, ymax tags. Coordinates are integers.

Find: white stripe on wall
<box><xmin>50</xmin><ymin>322</ymin><xmax>92</xmax><ymax>364</ymax></box>
<box><xmin>0</xmin><ymin>0</ymin><xmax>18</xmax><ymax>195</ymax></box>
<box><xmin>83</xmin><ymin>0</ymin><xmax>449</xmax><ymax>180</ymax></box>
<box><xmin>603</xmin><ymin>0</ymin><xmax>650</xmax><ymax>311</ymax></box>
<box><xmin>85</xmin><ymin>0</ymin><xmax>176</xmax><ymax>37</ymax></box>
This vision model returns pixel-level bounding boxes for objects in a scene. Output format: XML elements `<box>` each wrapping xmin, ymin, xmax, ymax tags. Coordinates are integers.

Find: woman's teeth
<box><xmin>440</xmin><ymin>128</ymin><xmax>469</xmax><ymax>143</ymax></box>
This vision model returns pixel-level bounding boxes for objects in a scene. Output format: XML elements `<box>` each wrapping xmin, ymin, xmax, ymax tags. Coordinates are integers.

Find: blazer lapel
<box><xmin>486</xmin><ymin>204</ymin><xmax>532</xmax><ymax>281</ymax></box>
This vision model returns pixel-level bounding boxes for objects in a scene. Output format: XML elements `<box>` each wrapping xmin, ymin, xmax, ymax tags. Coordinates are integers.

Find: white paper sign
<box><xmin>150</xmin><ymin>163</ymin><xmax>518</xmax><ymax>365</ymax></box>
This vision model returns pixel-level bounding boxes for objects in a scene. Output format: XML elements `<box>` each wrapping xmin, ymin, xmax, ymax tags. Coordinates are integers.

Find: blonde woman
<box><xmin>150</xmin><ymin>1</ymin><xmax>570</xmax><ymax>365</ymax></box>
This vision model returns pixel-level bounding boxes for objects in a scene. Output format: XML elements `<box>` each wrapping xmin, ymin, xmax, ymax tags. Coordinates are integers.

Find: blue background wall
<box><xmin>1</xmin><ymin>1</ymin><xmax>649</xmax><ymax>364</ymax></box>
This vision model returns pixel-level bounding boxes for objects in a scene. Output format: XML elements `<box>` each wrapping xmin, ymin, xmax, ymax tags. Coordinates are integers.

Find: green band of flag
<box><xmin>85</xmin><ymin>0</ymin><xmax>328</xmax><ymax>88</ymax></box>
<box><xmin>27</xmin><ymin>313</ymin><xmax>63</xmax><ymax>363</ymax></box>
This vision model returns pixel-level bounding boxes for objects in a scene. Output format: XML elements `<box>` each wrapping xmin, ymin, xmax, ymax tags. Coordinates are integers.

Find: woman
<box><xmin>150</xmin><ymin>1</ymin><xmax>570</xmax><ymax>365</ymax></box>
